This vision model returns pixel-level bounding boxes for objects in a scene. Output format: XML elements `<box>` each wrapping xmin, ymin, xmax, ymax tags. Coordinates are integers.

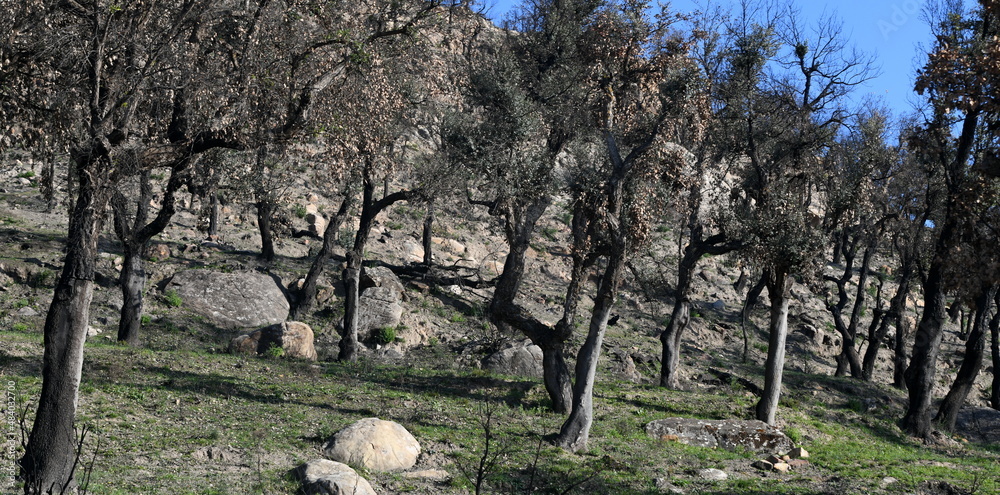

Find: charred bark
<box><xmin>935</xmin><ymin>285</ymin><xmax>997</xmax><ymax>431</ymax></box>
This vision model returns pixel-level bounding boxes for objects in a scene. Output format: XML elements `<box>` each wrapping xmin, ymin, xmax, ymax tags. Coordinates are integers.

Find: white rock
<box><xmin>323</xmin><ymin>418</ymin><xmax>421</xmax><ymax>471</ymax></box>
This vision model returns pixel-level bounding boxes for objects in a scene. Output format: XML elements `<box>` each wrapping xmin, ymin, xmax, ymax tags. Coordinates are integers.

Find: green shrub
<box><xmin>12</xmin><ymin>323</ymin><xmax>29</xmax><ymax>332</ymax></box>
<box><xmin>373</xmin><ymin>326</ymin><xmax>396</xmax><ymax>345</ymax></box>
<box><xmin>140</xmin><ymin>315</ymin><xmax>152</xmax><ymax>326</ymax></box>
<box><xmin>294</xmin><ymin>205</ymin><xmax>308</xmax><ymax>219</ymax></box>
<box><xmin>163</xmin><ymin>290</ymin><xmax>183</xmax><ymax>308</ymax></box>
<box><xmin>265</xmin><ymin>344</ymin><xmax>285</xmax><ymax>358</ymax></box>
<box><xmin>17</xmin><ymin>171</ymin><xmax>35</xmax><ymax>179</ymax></box>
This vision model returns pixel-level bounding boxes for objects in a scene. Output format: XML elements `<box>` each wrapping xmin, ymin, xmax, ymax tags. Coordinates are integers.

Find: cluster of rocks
<box><xmin>292</xmin><ymin>418</ymin><xmax>446</xmax><ymax>495</ymax></box>
<box><xmin>750</xmin><ymin>446</ymin><xmax>810</xmax><ymax>473</ymax></box>
<box><xmin>645</xmin><ymin>417</ymin><xmax>794</xmax><ymax>454</ymax></box>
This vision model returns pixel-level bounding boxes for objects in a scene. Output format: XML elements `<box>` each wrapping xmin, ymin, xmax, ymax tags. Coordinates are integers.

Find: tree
<box><xmin>442</xmin><ymin>0</ymin><xmax>599</xmax><ymax>412</ymax></box>
<box><xmin>553</xmin><ymin>0</ymin><xmax>703</xmax><ymax>451</ymax></box>
<box><xmin>717</xmin><ymin>1</ymin><xmax>875</xmax><ymax>425</ymax></box>
<box><xmin>901</xmin><ymin>0</ymin><xmax>1000</xmax><ymax>438</ymax></box>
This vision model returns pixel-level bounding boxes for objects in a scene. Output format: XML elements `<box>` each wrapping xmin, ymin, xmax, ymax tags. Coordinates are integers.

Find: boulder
<box><xmin>646</xmin><ymin>418</ymin><xmax>793</xmax><ymax>454</ymax></box>
<box><xmin>357</xmin><ymin>267</ymin><xmax>405</xmax><ymax>336</ymax></box>
<box><xmin>482</xmin><ymin>341</ymin><xmax>544</xmax><ymax>378</ymax></box>
<box><xmin>696</xmin><ymin>468</ymin><xmax>728</xmax><ymax>481</ymax></box>
<box><xmin>323</xmin><ymin>418</ymin><xmax>420</xmax><ymax>471</ymax></box>
<box><xmin>166</xmin><ymin>270</ymin><xmax>289</xmax><ymax>328</ymax></box>
<box><xmin>229</xmin><ymin>321</ymin><xmax>318</xmax><ymax>361</ymax></box>
<box><xmin>293</xmin><ymin>459</ymin><xmax>376</xmax><ymax>495</ymax></box>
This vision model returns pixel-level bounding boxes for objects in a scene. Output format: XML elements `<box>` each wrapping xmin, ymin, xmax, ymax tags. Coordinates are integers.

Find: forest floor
<box><xmin>1</xmin><ymin>161</ymin><xmax>999</xmax><ymax>494</ymax></box>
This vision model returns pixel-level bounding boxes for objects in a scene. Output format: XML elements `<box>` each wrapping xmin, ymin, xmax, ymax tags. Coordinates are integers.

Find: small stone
<box><xmin>765</xmin><ymin>455</ymin><xmax>783</xmax><ymax>464</ymax></box>
<box><xmin>696</xmin><ymin>468</ymin><xmax>728</xmax><ymax>481</ymax></box>
<box><xmin>87</xmin><ymin>326</ymin><xmax>102</xmax><ymax>337</ymax></box>
<box><xmin>788</xmin><ymin>446</ymin><xmax>809</xmax><ymax>459</ymax></box>
<box><xmin>15</xmin><ymin>306</ymin><xmax>38</xmax><ymax>317</ymax></box>
<box><xmin>880</xmin><ymin>476</ymin><xmax>898</xmax><ymax>488</ymax></box>
<box><xmin>787</xmin><ymin>459</ymin><xmax>809</xmax><ymax>469</ymax></box>
<box><xmin>751</xmin><ymin>460</ymin><xmax>773</xmax><ymax>471</ymax></box>
<box><xmin>772</xmin><ymin>462</ymin><xmax>790</xmax><ymax>473</ymax></box>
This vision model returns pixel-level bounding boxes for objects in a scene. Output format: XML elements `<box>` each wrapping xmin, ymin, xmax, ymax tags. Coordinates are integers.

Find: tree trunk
<box><xmin>554</xmin><ymin>250</ymin><xmax>625</xmax><ymax>452</ymax></box>
<box><xmin>894</xmin><ymin>312</ymin><xmax>913</xmax><ymax>389</ymax></box>
<box><xmin>289</xmin><ymin>196</ymin><xmax>352</xmax><ymax>320</ymax></box>
<box><xmin>422</xmin><ymin>204</ymin><xmax>434</xmax><ymax>266</ymax></box>
<box><xmin>901</xmin><ymin>263</ymin><xmax>949</xmax><ymax>438</ymax></box>
<box><xmin>256</xmin><ymin>197</ymin><xmax>276</xmax><ymax>261</ymax></box>
<box><xmin>755</xmin><ymin>269</ymin><xmax>790</xmax><ymax>426</ymax></box>
<box><xmin>741</xmin><ymin>274</ymin><xmax>767</xmax><ymax>362</ymax></box>
<box><xmin>339</xmin><ymin>248</ymin><xmax>363</xmax><ymax>361</ymax></box>
<box><xmin>20</xmin><ymin>160</ymin><xmax>106</xmax><ymax>494</ymax></box>
<box><xmin>116</xmin><ymin>247</ymin><xmax>147</xmax><ymax>345</ymax></box>
<box><xmin>660</xmin><ymin>247</ymin><xmax>697</xmax><ymax>389</ymax></box>
<box><xmin>991</xmin><ymin>298</ymin><xmax>1000</xmax><ymax>410</ymax></box>
<box><xmin>935</xmin><ymin>285</ymin><xmax>997</xmax><ymax>431</ymax></box>
<box><xmin>337</xmin><ymin>169</ymin><xmax>417</xmax><ymax>361</ymax></box>
<box><xmin>208</xmin><ymin>190</ymin><xmax>220</xmax><ymax>238</ymax></box>
<box><xmin>866</xmin><ymin>254</ymin><xmax>913</xmax><ymax>382</ymax></box>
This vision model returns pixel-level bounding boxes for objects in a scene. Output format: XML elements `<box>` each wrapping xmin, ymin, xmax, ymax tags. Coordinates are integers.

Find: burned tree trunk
<box><xmin>935</xmin><ymin>285</ymin><xmax>997</xmax><ymax>431</ymax></box>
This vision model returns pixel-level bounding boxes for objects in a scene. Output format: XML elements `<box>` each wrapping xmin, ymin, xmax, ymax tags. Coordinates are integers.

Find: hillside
<box><xmin>2</xmin><ymin>149</ymin><xmax>1000</xmax><ymax>494</ymax></box>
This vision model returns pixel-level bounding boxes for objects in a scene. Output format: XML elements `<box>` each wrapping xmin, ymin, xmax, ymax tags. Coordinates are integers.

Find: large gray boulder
<box><xmin>323</xmin><ymin>418</ymin><xmax>420</xmax><ymax>471</ymax></box>
<box><xmin>646</xmin><ymin>418</ymin><xmax>793</xmax><ymax>454</ymax></box>
<box><xmin>482</xmin><ymin>341</ymin><xmax>544</xmax><ymax>378</ymax></box>
<box><xmin>358</xmin><ymin>267</ymin><xmax>404</xmax><ymax>336</ymax></box>
<box><xmin>293</xmin><ymin>459</ymin><xmax>376</xmax><ymax>495</ymax></box>
<box><xmin>166</xmin><ymin>270</ymin><xmax>288</xmax><ymax>328</ymax></box>
<box><xmin>229</xmin><ymin>321</ymin><xmax>318</xmax><ymax>361</ymax></box>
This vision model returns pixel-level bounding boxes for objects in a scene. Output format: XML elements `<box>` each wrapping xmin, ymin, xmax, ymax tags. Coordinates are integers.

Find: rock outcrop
<box><xmin>646</xmin><ymin>418</ymin><xmax>793</xmax><ymax>453</ymax></box>
<box><xmin>293</xmin><ymin>459</ymin><xmax>376</xmax><ymax>495</ymax></box>
<box><xmin>165</xmin><ymin>270</ymin><xmax>289</xmax><ymax>328</ymax></box>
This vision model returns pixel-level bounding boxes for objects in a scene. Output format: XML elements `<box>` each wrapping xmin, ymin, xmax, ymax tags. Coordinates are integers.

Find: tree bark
<box><xmin>991</xmin><ymin>296</ymin><xmax>1000</xmax><ymax>410</ymax></box>
<box><xmin>208</xmin><ymin>190</ymin><xmax>220</xmax><ymax>238</ymax></box>
<box><xmin>422</xmin><ymin>204</ymin><xmax>434</xmax><ymax>266</ymax></box>
<box><xmin>20</xmin><ymin>157</ymin><xmax>107</xmax><ymax>494</ymax></box>
<box><xmin>256</xmin><ymin>196</ymin><xmax>276</xmax><ymax>262</ymax></box>
<box><xmin>554</xmin><ymin>249</ymin><xmax>625</xmax><ymax>452</ymax></box>
<box><xmin>288</xmin><ymin>195</ymin><xmax>352</xmax><ymax>320</ymax></box>
<box><xmin>755</xmin><ymin>269</ymin><xmax>791</xmax><ymax>426</ymax></box>
<box><xmin>866</xmin><ymin>252</ymin><xmax>913</xmax><ymax>382</ymax></box>
<box><xmin>935</xmin><ymin>285</ymin><xmax>997</xmax><ymax>431</ymax></box>
<box><xmin>901</xmin><ymin>262</ymin><xmax>950</xmax><ymax>437</ymax></box>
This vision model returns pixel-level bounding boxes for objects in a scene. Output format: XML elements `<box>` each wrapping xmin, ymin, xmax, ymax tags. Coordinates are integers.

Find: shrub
<box><xmin>163</xmin><ymin>290</ymin><xmax>183</xmax><ymax>308</ymax></box>
<box><xmin>266</xmin><ymin>344</ymin><xmax>285</xmax><ymax>358</ymax></box>
<box><xmin>294</xmin><ymin>205</ymin><xmax>307</xmax><ymax>219</ymax></box>
<box><xmin>373</xmin><ymin>326</ymin><xmax>396</xmax><ymax>345</ymax></box>
<box><xmin>12</xmin><ymin>323</ymin><xmax>30</xmax><ymax>332</ymax></box>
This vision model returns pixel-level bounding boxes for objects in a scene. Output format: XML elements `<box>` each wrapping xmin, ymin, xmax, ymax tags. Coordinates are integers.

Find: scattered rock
<box><xmin>787</xmin><ymin>446</ymin><xmax>809</xmax><ymax>459</ymax></box>
<box><xmin>166</xmin><ymin>270</ymin><xmax>289</xmax><ymax>329</ymax></box>
<box><xmin>654</xmin><ymin>478</ymin><xmax>685</xmax><ymax>494</ymax></box>
<box><xmin>787</xmin><ymin>459</ymin><xmax>809</xmax><ymax>468</ymax></box>
<box><xmin>880</xmin><ymin>476</ymin><xmax>899</xmax><ymax>489</ymax></box>
<box><xmin>306</xmin><ymin>212</ymin><xmax>327</xmax><ymax>237</ymax></box>
<box><xmin>646</xmin><ymin>418</ymin><xmax>793</xmax><ymax>453</ymax></box>
<box><xmin>293</xmin><ymin>459</ymin><xmax>376</xmax><ymax>495</ymax></box>
<box><xmin>772</xmin><ymin>461</ymin><xmax>790</xmax><ymax>473</ymax></box>
<box><xmin>751</xmin><ymin>460</ymin><xmax>773</xmax><ymax>471</ymax></box>
<box><xmin>149</xmin><ymin>243</ymin><xmax>171</xmax><ymax>260</ymax></box>
<box><xmin>15</xmin><ymin>306</ymin><xmax>38</xmax><ymax>317</ymax></box>
<box><xmin>401</xmin><ymin>469</ymin><xmax>450</xmax><ymax>482</ymax></box>
<box><xmin>482</xmin><ymin>340</ymin><xmax>543</xmax><ymax>378</ymax></box>
<box><xmin>917</xmin><ymin>480</ymin><xmax>970</xmax><ymax>495</ymax></box>
<box><xmin>87</xmin><ymin>326</ymin><xmax>102</xmax><ymax>337</ymax></box>
<box><xmin>229</xmin><ymin>321</ymin><xmax>318</xmax><ymax>361</ymax></box>
<box><xmin>696</xmin><ymin>468</ymin><xmax>728</xmax><ymax>481</ymax></box>
<box><xmin>323</xmin><ymin>418</ymin><xmax>421</xmax><ymax>472</ymax></box>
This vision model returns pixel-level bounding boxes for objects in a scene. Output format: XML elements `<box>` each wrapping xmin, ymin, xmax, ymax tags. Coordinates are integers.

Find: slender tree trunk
<box><xmin>756</xmin><ymin>269</ymin><xmax>790</xmax><ymax>426</ymax></box>
<box><xmin>554</xmin><ymin>250</ymin><xmax>625</xmax><ymax>452</ymax></box>
<box><xmin>289</xmin><ymin>196</ymin><xmax>352</xmax><ymax>320</ymax></box>
<box><xmin>894</xmin><ymin>313</ymin><xmax>913</xmax><ymax>389</ymax></box>
<box><xmin>860</xmin><ymin>308</ymin><xmax>887</xmax><ymax>381</ymax></box>
<box><xmin>741</xmin><ymin>274</ymin><xmax>767</xmax><ymax>362</ymax></box>
<box><xmin>21</xmin><ymin>160</ymin><xmax>107</xmax><ymax>494</ymax></box>
<box><xmin>660</xmin><ymin>248</ymin><xmax>697</xmax><ymax>389</ymax></box>
<box><xmin>422</xmin><ymin>204</ymin><xmax>434</xmax><ymax>266</ymax></box>
<box><xmin>116</xmin><ymin>247</ymin><xmax>147</xmax><ymax>345</ymax></box>
<box><xmin>935</xmin><ymin>285</ymin><xmax>997</xmax><ymax>431</ymax></box>
<box><xmin>208</xmin><ymin>190</ymin><xmax>220</xmax><ymax>238</ymax></box>
<box><xmin>256</xmin><ymin>197</ymin><xmax>276</xmax><ymax>261</ymax></box>
<box><xmin>991</xmin><ymin>299</ymin><xmax>1000</xmax><ymax>410</ymax></box>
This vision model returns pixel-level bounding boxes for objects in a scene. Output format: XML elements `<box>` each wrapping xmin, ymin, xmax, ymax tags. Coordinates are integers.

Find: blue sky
<box><xmin>480</xmin><ymin>0</ymin><xmax>960</xmax><ymax>122</ymax></box>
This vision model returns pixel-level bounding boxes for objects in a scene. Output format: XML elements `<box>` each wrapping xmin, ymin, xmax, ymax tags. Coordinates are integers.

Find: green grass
<box><xmin>163</xmin><ymin>290</ymin><xmax>183</xmax><ymax>308</ymax></box>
